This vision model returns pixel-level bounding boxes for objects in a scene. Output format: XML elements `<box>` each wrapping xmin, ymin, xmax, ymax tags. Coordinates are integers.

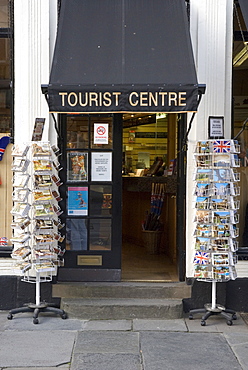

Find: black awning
<box><xmin>239</xmin><ymin>0</ymin><xmax>248</xmax><ymax>30</ymax></box>
<box><xmin>47</xmin><ymin>0</ymin><xmax>199</xmax><ymax>113</ymax></box>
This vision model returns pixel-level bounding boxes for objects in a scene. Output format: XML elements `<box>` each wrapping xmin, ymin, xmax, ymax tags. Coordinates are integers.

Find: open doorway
<box><xmin>121</xmin><ymin>113</ymin><xmax>179</xmax><ymax>282</ymax></box>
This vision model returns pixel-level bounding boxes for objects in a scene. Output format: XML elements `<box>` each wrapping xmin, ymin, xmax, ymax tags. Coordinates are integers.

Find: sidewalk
<box><xmin>0</xmin><ymin>310</ymin><xmax>248</xmax><ymax>370</ymax></box>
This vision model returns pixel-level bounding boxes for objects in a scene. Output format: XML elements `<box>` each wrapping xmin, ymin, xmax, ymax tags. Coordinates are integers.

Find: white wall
<box><xmin>186</xmin><ymin>0</ymin><xmax>234</xmax><ymax>277</ymax></box>
<box><xmin>14</xmin><ymin>0</ymin><xmax>57</xmax><ymax>145</ymax></box>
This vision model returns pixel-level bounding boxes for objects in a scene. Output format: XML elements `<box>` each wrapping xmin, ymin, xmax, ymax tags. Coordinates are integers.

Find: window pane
<box><xmin>90</xmin><ymin>116</ymin><xmax>113</xmax><ymax>149</ymax></box>
<box><xmin>67</xmin><ymin>116</ymin><xmax>89</xmax><ymax>149</ymax></box>
<box><xmin>66</xmin><ymin>218</ymin><xmax>87</xmax><ymax>250</ymax></box>
<box><xmin>0</xmin><ymin>89</ymin><xmax>11</xmax><ymax>133</ymax></box>
<box><xmin>89</xmin><ymin>219</ymin><xmax>111</xmax><ymax>250</ymax></box>
<box><xmin>0</xmin><ymin>0</ymin><xmax>9</xmax><ymax>27</ymax></box>
<box><xmin>0</xmin><ymin>38</ymin><xmax>10</xmax><ymax>79</ymax></box>
<box><xmin>90</xmin><ymin>185</ymin><xmax>112</xmax><ymax>216</ymax></box>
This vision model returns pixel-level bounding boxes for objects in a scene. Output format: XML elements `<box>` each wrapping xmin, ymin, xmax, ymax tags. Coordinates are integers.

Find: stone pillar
<box><xmin>14</xmin><ymin>0</ymin><xmax>57</xmax><ymax>144</ymax></box>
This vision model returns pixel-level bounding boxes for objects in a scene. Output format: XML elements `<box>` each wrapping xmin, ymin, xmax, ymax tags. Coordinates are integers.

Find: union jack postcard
<box><xmin>213</xmin><ymin>140</ymin><xmax>231</xmax><ymax>153</ymax></box>
<box><xmin>194</xmin><ymin>251</ymin><xmax>210</xmax><ymax>264</ymax></box>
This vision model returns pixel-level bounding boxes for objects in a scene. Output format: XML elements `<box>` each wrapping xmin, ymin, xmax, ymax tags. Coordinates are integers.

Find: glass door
<box><xmin>58</xmin><ymin>114</ymin><xmax>122</xmax><ymax>281</ymax></box>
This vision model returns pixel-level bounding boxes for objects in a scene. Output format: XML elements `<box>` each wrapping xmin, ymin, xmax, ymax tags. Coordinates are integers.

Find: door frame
<box><xmin>57</xmin><ymin>113</ymin><xmax>123</xmax><ymax>281</ymax></box>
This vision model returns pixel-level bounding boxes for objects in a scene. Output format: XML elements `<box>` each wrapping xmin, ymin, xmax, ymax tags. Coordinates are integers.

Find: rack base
<box><xmin>189</xmin><ymin>303</ymin><xmax>237</xmax><ymax>326</ymax></box>
<box><xmin>7</xmin><ymin>302</ymin><xmax>67</xmax><ymax>324</ymax></box>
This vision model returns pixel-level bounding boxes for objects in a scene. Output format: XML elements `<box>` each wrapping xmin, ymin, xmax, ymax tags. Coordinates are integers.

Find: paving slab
<box><xmin>186</xmin><ymin>314</ymin><xmax>248</xmax><ymax>333</ymax></box>
<box><xmin>0</xmin><ymin>330</ymin><xmax>76</xmax><ymax>368</ymax></box>
<box><xmin>71</xmin><ymin>353</ymin><xmax>142</xmax><ymax>370</ymax></box>
<box><xmin>133</xmin><ymin>318</ymin><xmax>187</xmax><ymax>332</ymax></box>
<box><xmin>3</xmin><ymin>313</ymin><xmax>85</xmax><ymax>331</ymax></box>
<box><xmin>4</xmin><ymin>367</ymin><xmax>70</xmax><ymax>370</ymax></box>
<box><xmin>140</xmin><ymin>332</ymin><xmax>242</xmax><ymax>370</ymax></box>
<box><xmin>82</xmin><ymin>319</ymin><xmax>132</xmax><ymax>331</ymax></box>
<box><xmin>73</xmin><ymin>331</ymin><xmax>139</xmax><ymax>354</ymax></box>
<box><xmin>0</xmin><ymin>311</ymin><xmax>9</xmax><ymax>331</ymax></box>
<box><xmin>223</xmin><ymin>332</ymin><xmax>248</xmax><ymax>370</ymax></box>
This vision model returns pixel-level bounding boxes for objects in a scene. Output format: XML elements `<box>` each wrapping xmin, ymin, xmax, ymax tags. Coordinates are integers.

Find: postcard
<box><xmin>194</xmin><ymin>265</ymin><xmax>211</xmax><ymax>279</ymax></box>
<box><xmin>229</xmin><ymin>183</ymin><xmax>240</xmax><ymax>196</ymax></box>
<box><xmin>195</xmin><ymin>196</ymin><xmax>209</xmax><ymax>210</ymax></box>
<box><xmin>194</xmin><ymin>224</ymin><xmax>211</xmax><ymax>238</ymax></box>
<box><xmin>213</xmin><ymin>154</ymin><xmax>230</xmax><ymax>168</ymax></box>
<box><xmin>212</xmin><ymin>140</ymin><xmax>231</xmax><ymax>153</ymax></box>
<box><xmin>230</xmin><ymin>210</ymin><xmax>239</xmax><ymax>224</ymax></box>
<box><xmin>195</xmin><ymin>183</ymin><xmax>211</xmax><ymax>197</ymax></box>
<box><xmin>213</xmin><ymin>266</ymin><xmax>230</xmax><ymax>280</ymax></box>
<box><xmin>213</xmin><ymin>169</ymin><xmax>231</xmax><ymax>182</ymax></box>
<box><xmin>195</xmin><ymin>154</ymin><xmax>212</xmax><ymax>167</ymax></box>
<box><xmin>195</xmin><ymin>169</ymin><xmax>212</xmax><ymax>182</ymax></box>
<box><xmin>211</xmin><ymin>198</ymin><xmax>228</xmax><ymax>210</ymax></box>
<box><xmin>232</xmin><ymin>169</ymin><xmax>240</xmax><ymax>182</ymax></box>
<box><xmin>34</xmin><ymin>174</ymin><xmax>52</xmax><ymax>187</ymax></box>
<box><xmin>230</xmin><ymin>224</ymin><xmax>239</xmax><ymax>238</ymax></box>
<box><xmin>195</xmin><ymin>210</ymin><xmax>211</xmax><ymax>223</ymax></box>
<box><xmin>195</xmin><ymin>141</ymin><xmax>211</xmax><ymax>154</ymax></box>
<box><xmin>232</xmin><ymin>240</ymin><xmax>239</xmax><ymax>252</ymax></box>
<box><xmin>231</xmin><ymin>154</ymin><xmax>240</xmax><ymax>167</ymax></box>
<box><xmin>211</xmin><ymin>238</ymin><xmax>230</xmax><ymax>252</ymax></box>
<box><xmin>213</xmin><ymin>211</ymin><xmax>230</xmax><ymax>224</ymax></box>
<box><xmin>195</xmin><ymin>237</ymin><xmax>210</xmax><ymax>251</ymax></box>
<box><xmin>212</xmin><ymin>183</ymin><xmax>230</xmax><ymax>196</ymax></box>
<box><xmin>194</xmin><ymin>251</ymin><xmax>210</xmax><ymax>265</ymax></box>
<box><xmin>212</xmin><ymin>253</ymin><xmax>229</xmax><ymax>265</ymax></box>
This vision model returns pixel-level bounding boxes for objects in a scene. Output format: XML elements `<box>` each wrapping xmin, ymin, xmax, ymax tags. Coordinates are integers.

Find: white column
<box><xmin>186</xmin><ymin>0</ymin><xmax>233</xmax><ymax>277</ymax></box>
<box><xmin>48</xmin><ymin>0</ymin><xmax>58</xmax><ymax>145</ymax></box>
<box><xmin>14</xmin><ymin>0</ymin><xmax>51</xmax><ymax>144</ymax></box>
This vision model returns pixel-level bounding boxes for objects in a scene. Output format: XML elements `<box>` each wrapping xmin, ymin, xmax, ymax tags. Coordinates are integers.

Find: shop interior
<box><xmin>121</xmin><ymin>113</ymin><xmax>178</xmax><ymax>282</ymax></box>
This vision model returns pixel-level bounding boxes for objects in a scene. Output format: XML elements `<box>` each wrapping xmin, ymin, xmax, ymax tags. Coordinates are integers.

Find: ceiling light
<box><xmin>233</xmin><ymin>42</ymin><xmax>248</xmax><ymax>66</ymax></box>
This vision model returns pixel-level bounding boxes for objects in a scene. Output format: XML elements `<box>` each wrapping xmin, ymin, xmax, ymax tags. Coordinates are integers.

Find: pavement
<box><xmin>0</xmin><ymin>310</ymin><xmax>248</xmax><ymax>370</ymax></box>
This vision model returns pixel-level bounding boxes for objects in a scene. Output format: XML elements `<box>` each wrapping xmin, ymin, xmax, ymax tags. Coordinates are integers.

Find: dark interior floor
<box><xmin>121</xmin><ymin>242</ymin><xmax>178</xmax><ymax>282</ymax></box>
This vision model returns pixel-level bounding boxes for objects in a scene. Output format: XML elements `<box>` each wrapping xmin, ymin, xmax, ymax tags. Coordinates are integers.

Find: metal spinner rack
<box><xmin>189</xmin><ymin>140</ymin><xmax>240</xmax><ymax>326</ymax></box>
<box><xmin>8</xmin><ymin>142</ymin><xmax>67</xmax><ymax>324</ymax></box>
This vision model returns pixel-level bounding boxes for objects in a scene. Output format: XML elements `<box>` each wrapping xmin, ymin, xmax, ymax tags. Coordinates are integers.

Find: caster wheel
<box><xmin>227</xmin><ymin>320</ymin><xmax>233</xmax><ymax>326</ymax></box>
<box><xmin>189</xmin><ymin>314</ymin><xmax>193</xmax><ymax>320</ymax></box>
<box><xmin>232</xmin><ymin>314</ymin><xmax>237</xmax><ymax>320</ymax></box>
<box><xmin>61</xmin><ymin>313</ymin><xmax>67</xmax><ymax>320</ymax></box>
<box><xmin>201</xmin><ymin>320</ymin><xmax>206</xmax><ymax>326</ymax></box>
<box><xmin>33</xmin><ymin>318</ymin><xmax>39</xmax><ymax>324</ymax></box>
<box><xmin>7</xmin><ymin>314</ymin><xmax>13</xmax><ymax>320</ymax></box>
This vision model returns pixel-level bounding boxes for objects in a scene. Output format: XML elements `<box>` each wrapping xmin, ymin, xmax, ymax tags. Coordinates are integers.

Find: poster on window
<box><xmin>67</xmin><ymin>152</ymin><xmax>88</xmax><ymax>181</ymax></box>
<box><xmin>94</xmin><ymin>123</ymin><xmax>109</xmax><ymax>144</ymax></box>
<box><xmin>91</xmin><ymin>152</ymin><xmax>112</xmax><ymax>181</ymax></box>
<box><xmin>68</xmin><ymin>186</ymin><xmax>88</xmax><ymax>215</ymax></box>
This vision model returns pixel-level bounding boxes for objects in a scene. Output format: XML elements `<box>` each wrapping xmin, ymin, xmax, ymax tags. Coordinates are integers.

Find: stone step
<box><xmin>53</xmin><ymin>281</ymin><xmax>191</xmax><ymax>300</ymax></box>
<box><xmin>60</xmin><ymin>297</ymin><xmax>183</xmax><ymax>320</ymax></box>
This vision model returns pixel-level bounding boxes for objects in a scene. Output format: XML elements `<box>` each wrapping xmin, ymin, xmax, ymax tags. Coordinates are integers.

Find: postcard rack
<box><xmin>189</xmin><ymin>140</ymin><xmax>240</xmax><ymax>326</ymax></box>
<box><xmin>8</xmin><ymin>142</ymin><xmax>67</xmax><ymax>324</ymax></box>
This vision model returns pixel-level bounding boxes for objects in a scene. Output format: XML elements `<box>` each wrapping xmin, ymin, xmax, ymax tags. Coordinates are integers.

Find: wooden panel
<box><xmin>0</xmin><ymin>135</ymin><xmax>12</xmax><ymax>245</ymax></box>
